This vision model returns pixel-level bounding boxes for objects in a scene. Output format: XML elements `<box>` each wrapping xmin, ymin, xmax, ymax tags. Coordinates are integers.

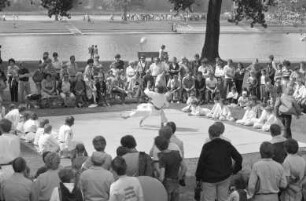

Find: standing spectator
<box><xmin>155</xmin><ymin>71</ymin><xmax>167</xmax><ymax>88</ymax></box>
<box><xmin>195</xmin><ymin>72</ymin><xmax>206</xmax><ymax>105</ymax></box>
<box><xmin>259</xmin><ymin>69</ymin><xmax>268</xmax><ymax>102</ymax></box>
<box><xmin>281</xmin><ymin>60</ymin><xmax>291</xmax><ymax>91</ymax></box>
<box><xmin>179</xmin><ymin>57</ymin><xmax>190</xmax><ymax>80</ymax></box>
<box><xmin>94</xmin><ymin>45</ymin><xmax>99</xmax><ymax>57</ymax></box>
<box><xmin>269</xmin><ymin>124</ymin><xmax>287</xmax><ymax>164</ymax></box>
<box><xmin>195</xmin><ymin>123</ymin><xmax>242</xmax><ymax>201</ymax></box>
<box><xmin>4</xmin><ymin>104</ymin><xmax>27</xmax><ymax>132</ymax></box>
<box><xmin>109</xmin><ymin>156</ymin><xmax>144</xmax><ymax>201</ymax></box>
<box><xmin>49</xmin><ymin>168</ymin><xmax>83</xmax><ymax>201</ymax></box>
<box><xmin>58</xmin><ymin>116</ymin><xmax>76</xmax><ymax>158</ymax></box>
<box><xmin>280</xmin><ymin>139</ymin><xmax>306</xmax><ymax>201</ymax></box>
<box><xmin>52</xmin><ymin>52</ymin><xmax>62</xmax><ymax>80</ymax></box>
<box><xmin>7</xmin><ymin>58</ymin><xmax>19</xmax><ymax>102</ymax></box>
<box><xmin>0</xmin><ymin>70</ymin><xmax>7</xmax><ymax>100</ymax></box>
<box><xmin>299</xmin><ymin>61</ymin><xmax>306</xmax><ymax>81</ymax></box>
<box><xmin>38</xmin><ymin>124</ymin><xmax>60</xmax><ymax>154</ymax></box>
<box><xmin>168</xmin><ymin>57</ymin><xmax>180</xmax><ymax>79</ymax></box>
<box><xmin>67</xmin><ymin>55</ymin><xmax>79</xmax><ymax>84</ymax></box>
<box><xmin>110</xmin><ymin>54</ymin><xmax>125</xmax><ymax>72</ymax></box>
<box><xmin>18</xmin><ymin>62</ymin><xmax>31</xmax><ymax>103</ymax></box>
<box><xmin>32</xmin><ymin>64</ymin><xmax>44</xmax><ymax>94</ymax></box>
<box><xmin>1</xmin><ymin>157</ymin><xmax>33</xmax><ymax>201</ymax></box>
<box><xmin>58</xmin><ymin>74</ymin><xmax>75</xmax><ymax>107</ymax></box>
<box><xmin>32</xmin><ymin>152</ymin><xmax>61</xmax><ymax>201</ymax></box>
<box><xmin>82</xmin><ymin>136</ymin><xmax>112</xmax><ymax>171</ymax></box>
<box><xmin>155</xmin><ymin>136</ymin><xmax>186</xmax><ymax>201</ymax></box>
<box><xmin>80</xmin><ymin>152</ymin><xmax>114</xmax><ymax>201</ymax></box>
<box><xmin>205</xmin><ymin>72</ymin><xmax>218</xmax><ymax>103</ymax></box>
<box><xmin>181</xmin><ymin>71</ymin><xmax>195</xmax><ymax>103</ymax></box>
<box><xmin>269</xmin><ymin>55</ymin><xmax>277</xmax><ymax>70</ymax></box>
<box><xmin>214</xmin><ymin>59</ymin><xmax>224</xmax><ymax>81</ymax></box>
<box><xmin>0</xmin><ymin>119</ymin><xmax>20</xmax><ymax>185</ymax></box>
<box><xmin>159</xmin><ymin>44</ymin><xmax>167</xmax><ymax>61</ymax></box>
<box><xmin>248</xmin><ymin>142</ymin><xmax>287</xmax><ymax>201</ymax></box>
<box><xmin>234</xmin><ymin>63</ymin><xmax>245</xmax><ymax>94</ymax></box>
<box><xmin>266</xmin><ymin>62</ymin><xmax>275</xmax><ymax>85</ymax></box>
<box><xmin>198</xmin><ymin>59</ymin><xmax>211</xmax><ymax>79</ymax></box>
<box><xmin>137</xmin><ymin>56</ymin><xmax>149</xmax><ymax>76</ymax></box>
<box><xmin>166</xmin><ymin>122</ymin><xmax>184</xmax><ymax>157</ymax></box>
<box><xmin>275</xmin><ymin>87</ymin><xmax>302</xmax><ymax>138</ymax></box>
<box><xmin>150</xmin><ymin>58</ymin><xmax>165</xmax><ymax>81</ymax></box>
<box><xmin>247</xmin><ymin>71</ymin><xmax>258</xmax><ymax>96</ymax></box>
<box><xmin>120</xmin><ymin>135</ymin><xmax>153</xmax><ymax>177</ymax></box>
<box><xmin>191</xmin><ymin>54</ymin><xmax>201</xmax><ymax>76</ymax></box>
<box><xmin>223</xmin><ymin>59</ymin><xmax>235</xmax><ymax>97</ymax></box>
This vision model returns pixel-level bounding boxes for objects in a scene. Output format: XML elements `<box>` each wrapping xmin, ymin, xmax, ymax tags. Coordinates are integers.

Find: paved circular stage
<box><xmin>46</xmin><ymin>109</ymin><xmax>306</xmax><ymax>159</ymax></box>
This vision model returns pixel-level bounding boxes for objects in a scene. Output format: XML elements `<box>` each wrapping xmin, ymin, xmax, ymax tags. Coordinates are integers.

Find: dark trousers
<box><xmin>9</xmin><ymin>77</ymin><xmax>18</xmax><ymax>102</ymax></box>
<box><xmin>224</xmin><ymin>78</ymin><xmax>234</xmax><ymax>97</ymax></box>
<box><xmin>279</xmin><ymin>114</ymin><xmax>292</xmax><ymax>139</ymax></box>
<box><xmin>235</xmin><ymin>79</ymin><xmax>243</xmax><ymax>94</ymax></box>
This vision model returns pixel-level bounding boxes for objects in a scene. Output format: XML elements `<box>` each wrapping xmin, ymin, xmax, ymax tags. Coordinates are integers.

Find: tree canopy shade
<box><xmin>0</xmin><ymin>0</ymin><xmax>10</xmax><ymax>11</ymax></box>
<box><xmin>168</xmin><ymin>0</ymin><xmax>279</xmax><ymax>61</ymax></box>
<box><xmin>41</xmin><ymin>0</ymin><xmax>74</xmax><ymax>20</ymax></box>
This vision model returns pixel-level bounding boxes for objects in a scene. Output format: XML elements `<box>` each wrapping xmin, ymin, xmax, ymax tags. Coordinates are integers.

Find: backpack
<box><xmin>138</xmin><ymin>152</ymin><xmax>153</xmax><ymax>177</ymax></box>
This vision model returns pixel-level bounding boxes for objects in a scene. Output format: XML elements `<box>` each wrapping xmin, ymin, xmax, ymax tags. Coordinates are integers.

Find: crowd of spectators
<box><xmin>0</xmin><ymin>107</ymin><xmax>306</xmax><ymax>201</ymax></box>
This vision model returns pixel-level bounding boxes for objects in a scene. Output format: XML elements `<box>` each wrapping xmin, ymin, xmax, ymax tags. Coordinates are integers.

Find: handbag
<box><xmin>194</xmin><ymin>181</ymin><xmax>202</xmax><ymax>201</ymax></box>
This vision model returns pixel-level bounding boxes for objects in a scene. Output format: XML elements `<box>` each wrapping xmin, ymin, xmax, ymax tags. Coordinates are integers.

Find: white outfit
<box><xmin>109</xmin><ymin>176</ymin><xmax>144</xmax><ymax>201</ymax></box>
<box><xmin>58</xmin><ymin>125</ymin><xmax>76</xmax><ymax>151</ymax></box>
<box><xmin>253</xmin><ymin>110</ymin><xmax>279</xmax><ymax>131</ymax></box>
<box><xmin>34</xmin><ymin>128</ymin><xmax>44</xmax><ymax>146</ymax></box>
<box><xmin>236</xmin><ymin>107</ymin><xmax>257</xmax><ymax>126</ymax></box>
<box><xmin>182</xmin><ymin>96</ymin><xmax>198</xmax><ymax>113</ymax></box>
<box><xmin>38</xmin><ymin>133</ymin><xmax>60</xmax><ymax>154</ymax></box>
<box><xmin>127</xmin><ymin>89</ymin><xmax>169</xmax><ymax>125</ymax></box>
<box><xmin>190</xmin><ymin>106</ymin><xmax>210</xmax><ymax>116</ymax></box>
<box><xmin>206</xmin><ymin>103</ymin><xmax>234</xmax><ymax>121</ymax></box>
<box><xmin>4</xmin><ymin>109</ymin><xmax>20</xmax><ymax>132</ymax></box>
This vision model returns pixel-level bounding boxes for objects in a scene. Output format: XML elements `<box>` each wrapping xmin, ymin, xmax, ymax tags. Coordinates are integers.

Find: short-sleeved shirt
<box><xmin>224</xmin><ymin>65</ymin><xmax>235</xmax><ymax>79</ymax></box>
<box><xmin>205</xmin><ymin>77</ymin><xmax>217</xmax><ymax>89</ymax></box>
<box><xmin>18</xmin><ymin>68</ymin><xmax>30</xmax><ymax>82</ymax></box>
<box><xmin>109</xmin><ymin>176</ymin><xmax>144</xmax><ymax>201</ymax></box>
<box><xmin>158</xmin><ymin>150</ymin><xmax>182</xmax><ymax>180</ymax></box>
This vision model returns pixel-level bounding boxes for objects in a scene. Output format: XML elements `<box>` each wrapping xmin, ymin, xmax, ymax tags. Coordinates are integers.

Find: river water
<box><xmin>0</xmin><ymin>33</ymin><xmax>305</xmax><ymax>62</ymax></box>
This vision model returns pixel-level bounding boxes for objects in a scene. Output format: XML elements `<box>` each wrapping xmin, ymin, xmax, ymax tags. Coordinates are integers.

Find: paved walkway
<box><xmin>45</xmin><ymin>109</ymin><xmax>306</xmax><ymax>159</ymax></box>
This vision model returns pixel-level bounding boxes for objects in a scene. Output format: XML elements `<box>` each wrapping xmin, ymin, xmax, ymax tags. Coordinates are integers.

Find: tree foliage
<box><xmin>41</xmin><ymin>0</ymin><xmax>74</xmax><ymax>19</ymax></box>
<box><xmin>0</xmin><ymin>0</ymin><xmax>10</xmax><ymax>11</ymax></box>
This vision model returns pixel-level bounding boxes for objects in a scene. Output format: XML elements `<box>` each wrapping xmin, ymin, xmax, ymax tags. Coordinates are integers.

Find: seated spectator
<box><xmin>95</xmin><ymin>73</ymin><xmax>110</xmax><ymax>107</ymax></box>
<box><xmin>50</xmin><ymin>168</ymin><xmax>83</xmax><ymax>201</ymax></box>
<box><xmin>294</xmin><ymin>78</ymin><xmax>306</xmax><ymax>110</ymax></box>
<box><xmin>58</xmin><ymin>74</ymin><xmax>75</xmax><ymax>107</ymax></box>
<box><xmin>22</xmin><ymin>112</ymin><xmax>39</xmax><ymax>143</ymax></box>
<box><xmin>167</xmin><ymin>74</ymin><xmax>181</xmax><ymax>103</ymax></box>
<box><xmin>215</xmin><ymin>77</ymin><xmax>225</xmax><ymax>99</ymax></box>
<box><xmin>166</xmin><ymin>122</ymin><xmax>184</xmax><ymax>157</ymax></box>
<box><xmin>108</xmin><ymin>72</ymin><xmax>127</xmax><ymax>104</ymax></box>
<box><xmin>205</xmin><ymin>72</ymin><xmax>218</xmax><ymax>103</ymax></box>
<box><xmin>126</xmin><ymin>61</ymin><xmax>137</xmax><ymax>93</ymax></box>
<box><xmin>109</xmin><ymin>156</ymin><xmax>144</xmax><ymax>201</ymax></box>
<box><xmin>280</xmin><ymin>139</ymin><xmax>306</xmax><ymax>201</ymax></box>
<box><xmin>181</xmin><ymin>91</ymin><xmax>198</xmax><ymax>113</ymax></box>
<box><xmin>35</xmin><ymin>151</ymin><xmax>50</xmax><ymax>178</ymax></box>
<box><xmin>207</xmin><ymin>98</ymin><xmax>235</xmax><ymax>121</ymax></box>
<box><xmin>236</xmin><ymin>96</ymin><xmax>259</xmax><ymax>126</ymax></box>
<box><xmin>82</xmin><ymin>136</ymin><xmax>112</xmax><ymax>171</ymax></box>
<box><xmin>73</xmin><ymin>72</ymin><xmax>87</xmax><ymax>108</ymax></box>
<box><xmin>237</xmin><ymin>90</ymin><xmax>249</xmax><ymax>108</ymax></box>
<box><xmin>264</xmin><ymin>79</ymin><xmax>277</xmax><ymax>105</ymax></box>
<box><xmin>4</xmin><ymin>104</ymin><xmax>27</xmax><ymax>133</ymax></box>
<box><xmin>195</xmin><ymin>71</ymin><xmax>206</xmax><ymax>105</ymax></box>
<box><xmin>41</xmin><ymin>73</ymin><xmax>57</xmax><ymax>99</ymax></box>
<box><xmin>80</xmin><ymin>152</ymin><xmax>114</xmax><ymax>201</ymax></box>
<box><xmin>248</xmin><ymin>142</ymin><xmax>287</xmax><ymax>201</ymax></box>
<box><xmin>34</xmin><ymin>119</ymin><xmax>49</xmax><ymax>147</ymax></box>
<box><xmin>17</xmin><ymin>111</ymin><xmax>31</xmax><ymax>134</ymax></box>
<box><xmin>189</xmin><ymin>102</ymin><xmax>211</xmax><ymax>117</ymax></box>
<box><xmin>142</xmin><ymin>70</ymin><xmax>154</xmax><ymax>91</ymax></box>
<box><xmin>253</xmin><ymin>106</ymin><xmax>279</xmax><ymax>132</ymax></box>
<box><xmin>226</xmin><ymin>86</ymin><xmax>239</xmax><ymax>104</ymax></box>
<box><xmin>269</xmin><ymin>124</ymin><xmax>287</xmax><ymax>164</ymax></box>
<box><xmin>38</xmin><ymin>124</ymin><xmax>60</xmax><ymax>154</ymax></box>
<box><xmin>58</xmin><ymin>116</ymin><xmax>77</xmax><ymax>158</ymax></box>
<box><xmin>133</xmin><ymin>72</ymin><xmax>144</xmax><ymax>103</ymax></box>
<box><xmin>154</xmin><ymin>136</ymin><xmax>186</xmax><ymax>201</ymax></box>
<box><xmin>120</xmin><ymin>135</ymin><xmax>153</xmax><ymax>177</ymax></box>
<box><xmin>71</xmin><ymin>143</ymin><xmax>88</xmax><ymax>171</ymax></box>
<box><xmin>181</xmin><ymin>71</ymin><xmax>195</xmax><ymax>103</ymax></box>
<box><xmin>32</xmin><ymin>64</ymin><xmax>44</xmax><ymax>94</ymax></box>
<box><xmin>110</xmin><ymin>54</ymin><xmax>125</xmax><ymax>72</ymax></box>
<box><xmin>32</xmin><ymin>152</ymin><xmax>61</xmax><ymax>201</ymax></box>
<box><xmin>1</xmin><ymin>157</ymin><xmax>33</xmax><ymax>201</ymax></box>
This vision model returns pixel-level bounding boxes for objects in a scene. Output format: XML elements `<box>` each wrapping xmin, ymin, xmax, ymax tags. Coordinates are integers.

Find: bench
<box><xmin>137</xmin><ymin>52</ymin><xmax>168</xmax><ymax>60</ymax></box>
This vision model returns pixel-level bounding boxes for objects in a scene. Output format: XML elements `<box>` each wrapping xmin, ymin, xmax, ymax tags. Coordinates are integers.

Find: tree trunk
<box><xmin>201</xmin><ymin>0</ymin><xmax>222</xmax><ymax>62</ymax></box>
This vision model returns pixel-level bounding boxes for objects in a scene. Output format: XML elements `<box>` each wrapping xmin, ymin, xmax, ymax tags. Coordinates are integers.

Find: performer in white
<box><xmin>58</xmin><ymin>116</ymin><xmax>77</xmax><ymax>157</ymax></box>
<box><xmin>122</xmin><ymin>86</ymin><xmax>169</xmax><ymax>127</ymax></box>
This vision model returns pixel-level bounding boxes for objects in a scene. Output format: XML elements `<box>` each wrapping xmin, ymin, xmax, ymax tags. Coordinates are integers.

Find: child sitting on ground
<box><xmin>237</xmin><ymin>90</ymin><xmax>249</xmax><ymax>108</ymax></box>
<box><xmin>252</xmin><ymin>105</ymin><xmax>279</xmax><ymax>132</ymax></box>
<box><xmin>206</xmin><ymin>98</ymin><xmax>235</xmax><ymax>121</ymax></box>
<box><xmin>236</xmin><ymin>96</ymin><xmax>259</xmax><ymax>126</ymax></box>
<box><xmin>34</xmin><ymin>119</ymin><xmax>50</xmax><ymax>147</ymax></box>
<box><xmin>188</xmin><ymin>100</ymin><xmax>210</xmax><ymax>116</ymax></box>
<box><xmin>182</xmin><ymin>91</ymin><xmax>198</xmax><ymax>113</ymax></box>
<box><xmin>227</xmin><ymin>86</ymin><xmax>239</xmax><ymax>105</ymax></box>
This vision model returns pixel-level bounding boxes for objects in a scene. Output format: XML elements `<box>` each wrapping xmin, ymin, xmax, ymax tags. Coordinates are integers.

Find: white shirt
<box><xmin>149</xmin><ymin>63</ymin><xmax>165</xmax><ymax>77</ymax></box>
<box><xmin>151</xmin><ymin>142</ymin><xmax>182</xmax><ymax>161</ymax></box>
<box><xmin>38</xmin><ymin>134</ymin><xmax>59</xmax><ymax>153</ymax></box>
<box><xmin>214</xmin><ymin>66</ymin><xmax>224</xmax><ymax>77</ymax></box>
<box><xmin>4</xmin><ymin>109</ymin><xmax>20</xmax><ymax>131</ymax></box>
<box><xmin>144</xmin><ymin>89</ymin><xmax>169</xmax><ymax>109</ymax></box>
<box><xmin>58</xmin><ymin>125</ymin><xmax>73</xmax><ymax>150</ymax></box>
<box><xmin>198</xmin><ymin>66</ymin><xmax>209</xmax><ymax>78</ymax></box>
<box><xmin>224</xmin><ymin>65</ymin><xmax>234</xmax><ymax>79</ymax></box>
<box><xmin>23</xmin><ymin>119</ymin><xmax>38</xmax><ymax>133</ymax></box>
<box><xmin>0</xmin><ymin>133</ymin><xmax>20</xmax><ymax>164</ymax></box>
<box><xmin>34</xmin><ymin>128</ymin><xmax>44</xmax><ymax>146</ymax></box>
<box><xmin>52</xmin><ymin>60</ymin><xmax>62</xmax><ymax>70</ymax></box>
<box><xmin>126</xmin><ymin>66</ymin><xmax>136</xmax><ymax>82</ymax></box>
<box><xmin>109</xmin><ymin>176</ymin><xmax>144</xmax><ymax>201</ymax></box>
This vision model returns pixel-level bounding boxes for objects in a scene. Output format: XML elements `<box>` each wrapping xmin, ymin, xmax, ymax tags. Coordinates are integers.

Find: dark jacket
<box><xmin>272</xmin><ymin>142</ymin><xmax>287</xmax><ymax>164</ymax></box>
<box><xmin>138</xmin><ymin>152</ymin><xmax>153</xmax><ymax>177</ymax></box>
<box><xmin>195</xmin><ymin>138</ymin><xmax>242</xmax><ymax>183</ymax></box>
